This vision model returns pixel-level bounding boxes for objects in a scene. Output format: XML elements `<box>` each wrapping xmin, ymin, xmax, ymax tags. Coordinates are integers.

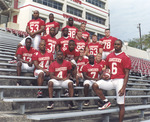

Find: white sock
<box><xmin>103</xmin><ymin>99</ymin><xmax>108</xmax><ymax>102</ymax></box>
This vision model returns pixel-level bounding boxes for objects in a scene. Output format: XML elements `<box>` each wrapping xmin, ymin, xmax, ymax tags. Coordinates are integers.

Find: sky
<box><xmin>108</xmin><ymin>0</ymin><xmax>150</xmax><ymax>41</ymax></box>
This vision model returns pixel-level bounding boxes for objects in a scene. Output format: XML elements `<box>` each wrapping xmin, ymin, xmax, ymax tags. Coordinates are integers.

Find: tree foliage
<box><xmin>128</xmin><ymin>33</ymin><xmax>150</xmax><ymax>51</ymax></box>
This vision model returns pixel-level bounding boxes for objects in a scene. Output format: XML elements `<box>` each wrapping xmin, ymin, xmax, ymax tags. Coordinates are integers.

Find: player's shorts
<box><xmin>48</xmin><ymin>79</ymin><xmax>73</xmax><ymax>88</ymax></box>
<box><xmin>83</xmin><ymin>80</ymin><xmax>96</xmax><ymax>87</ymax></box>
<box><xmin>21</xmin><ymin>63</ymin><xmax>34</xmax><ymax>71</ymax></box>
<box><xmin>20</xmin><ymin>35</ymin><xmax>41</xmax><ymax>50</ymax></box>
<box><xmin>34</xmin><ymin>69</ymin><xmax>46</xmax><ymax>78</ymax></box>
<box><xmin>102</xmin><ymin>51</ymin><xmax>110</xmax><ymax>60</ymax></box>
<box><xmin>96</xmin><ymin>78</ymin><xmax>125</xmax><ymax>104</ymax></box>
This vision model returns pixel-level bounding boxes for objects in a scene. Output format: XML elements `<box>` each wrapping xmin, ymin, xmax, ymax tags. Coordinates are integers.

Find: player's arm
<box><xmin>74</xmin><ymin>56</ymin><xmax>79</xmax><ymax>62</ymax></box>
<box><xmin>26</xmin><ymin>26</ymin><xmax>33</xmax><ymax>37</ymax></box>
<box><xmin>33</xmin><ymin>25</ymin><xmax>45</xmax><ymax>35</ymax></box>
<box><xmin>63</xmin><ymin>69</ymin><xmax>71</xmax><ymax>80</ymax></box>
<box><xmin>83</xmin><ymin>72</ymin><xmax>95</xmax><ymax>80</ymax></box>
<box><xmin>99</xmin><ymin>48</ymin><xmax>103</xmax><ymax>54</ymax></box>
<box><xmin>84</xmin><ymin>46</ymin><xmax>89</xmax><ymax>56</ymax></box>
<box><xmin>33</xmin><ymin>60</ymin><xmax>47</xmax><ymax>72</ymax></box>
<box><xmin>118</xmin><ymin>68</ymin><xmax>130</xmax><ymax>96</ymax></box>
<box><xmin>49</xmin><ymin>72</ymin><xmax>63</xmax><ymax>81</ymax></box>
<box><xmin>88</xmin><ymin>36</ymin><xmax>91</xmax><ymax>43</ymax></box>
<box><xmin>55</xmin><ymin>26</ymin><xmax>60</xmax><ymax>36</ymax></box>
<box><xmin>17</xmin><ymin>54</ymin><xmax>28</xmax><ymax>63</ymax></box>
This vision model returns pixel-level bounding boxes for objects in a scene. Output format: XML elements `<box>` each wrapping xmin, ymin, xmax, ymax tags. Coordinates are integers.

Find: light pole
<box><xmin>137</xmin><ymin>23</ymin><xmax>142</xmax><ymax>49</ymax></box>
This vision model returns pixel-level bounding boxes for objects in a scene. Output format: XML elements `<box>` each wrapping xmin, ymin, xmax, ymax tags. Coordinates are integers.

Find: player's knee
<box><xmin>17</xmin><ymin>61</ymin><xmax>22</xmax><ymax>67</ymax></box>
<box><xmin>48</xmin><ymin>81</ymin><xmax>53</xmax><ymax>87</ymax></box>
<box><xmin>38</xmin><ymin>72</ymin><xmax>44</xmax><ymax>78</ymax></box>
<box><xmin>84</xmin><ymin>84</ymin><xmax>89</xmax><ymax>88</ymax></box>
<box><xmin>68</xmin><ymin>82</ymin><xmax>73</xmax><ymax>88</ymax></box>
<box><xmin>92</xmin><ymin>83</ymin><xmax>98</xmax><ymax>90</ymax></box>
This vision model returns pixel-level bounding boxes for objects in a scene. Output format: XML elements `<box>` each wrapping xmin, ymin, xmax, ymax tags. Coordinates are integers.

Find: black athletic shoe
<box><xmin>47</xmin><ymin>101</ymin><xmax>54</xmax><ymax>109</ymax></box>
<box><xmin>68</xmin><ymin>101</ymin><xmax>75</xmax><ymax>109</ymax></box>
<box><xmin>98</xmin><ymin>100</ymin><xmax>111</xmax><ymax>110</ymax></box>
<box><xmin>84</xmin><ymin>100</ymin><xmax>89</xmax><ymax>106</ymax></box>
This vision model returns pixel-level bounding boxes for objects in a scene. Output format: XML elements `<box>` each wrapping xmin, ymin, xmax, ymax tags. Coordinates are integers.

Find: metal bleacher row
<box><xmin>1</xmin><ymin>29</ymin><xmax>150</xmax><ymax>121</ymax></box>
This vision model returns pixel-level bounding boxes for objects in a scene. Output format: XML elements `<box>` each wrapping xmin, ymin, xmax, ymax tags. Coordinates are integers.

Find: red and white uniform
<box><xmin>83</xmin><ymin>63</ymin><xmax>102</xmax><ymax>79</ymax></box>
<box><xmin>17</xmin><ymin>46</ymin><xmax>37</xmax><ymax>71</ymax></box>
<box><xmin>82</xmin><ymin>31</ymin><xmax>90</xmax><ymax>42</ymax></box>
<box><xmin>83</xmin><ymin>63</ymin><xmax>102</xmax><ymax>87</ymax></box>
<box><xmin>20</xmin><ymin>18</ymin><xmax>45</xmax><ymax>50</ymax></box>
<box><xmin>45</xmin><ymin>21</ymin><xmax>60</xmax><ymax>35</ymax></box>
<box><xmin>57</xmin><ymin>36</ymin><xmax>73</xmax><ymax>51</ymax></box>
<box><xmin>74</xmin><ymin>38</ymin><xmax>87</xmax><ymax>50</ymax></box>
<box><xmin>48</xmin><ymin>60</ymin><xmax>73</xmax><ymax>88</ymax></box>
<box><xmin>32</xmin><ymin>51</ymin><xmax>53</xmax><ymax>70</ymax></box>
<box><xmin>95</xmin><ymin>60</ymin><xmax>106</xmax><ymax>69</ymax></box>
<box><xmin>17</xmin><ymin>46</ymin><xmax>37</xmax><ymax>62</ymax></box>
<box><xmin>77</xmin><ymin>57</ymin><xmax>89</xmax><ymax>73</ymax></box>
<box><xmin>99</xmin><ymin>36</ymin><xmax>117</xmax><ymax>52</ymax></box>
<box><xmin>62</xmin><ymin>47</ymin><xmax>80</xmax><ymax>61</ymax></box>
<box><xmin>106</xmin><ymin>52</ymin><xmax>131</xmax><ymax>79</ymax></box>
<box><xmin>88</xmin><ymin>42</ymin><xmax>102</xmax><ymax>56</ymax></box>
<box><xmin>62</xmin><ymin>25</ymin><xmax>78</xmax><ymax>38</ymax></box>
<box><xmin>41</xmin><ymin>35</ymin><xmax>58</xmax><ymax>54</ymax></box>
<box><xmin>96</xmin><ymin>52</ymin><xmax>131</xmax><ymax>104</ymax></box>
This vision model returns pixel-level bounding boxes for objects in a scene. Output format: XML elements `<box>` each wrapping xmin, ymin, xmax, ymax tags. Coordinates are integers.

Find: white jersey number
<box><xmin>57</xmin><ymin>71</ymin><xmax>63</xmax><ymax>78</ymax></box>
<box><xmin>104</xmin><ymin>42</ymin><xmax>111</xmax><ymax>49</ymax></box>
<box><xmin>112</xmin><ymin>62</ymin><xmax>117</xmax><ymax>75</ymax></box>
<box><xmin>91</xmin><ymin>72</ymin><xmax>96</xmax><ymax>78</ymax></box>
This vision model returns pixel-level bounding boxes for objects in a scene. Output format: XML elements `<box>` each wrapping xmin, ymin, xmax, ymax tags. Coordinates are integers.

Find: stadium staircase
<box><xmin>0</xmin><ymin>29</ymin><xmax>150</xmax><ymax>122</ymax></box>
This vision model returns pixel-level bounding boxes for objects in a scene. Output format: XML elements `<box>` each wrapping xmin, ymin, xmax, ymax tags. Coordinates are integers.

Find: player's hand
<box><xmin>95</xmin><ymin>78</ymin><xmax>100</xmax><ymax>81</ymax></box>
<box><xmin>28</xmin><ymin>62</ymin><xmax>32</xmax><ymax>67</ymax></box>
<box><xmin>44</xmin><ymin>70</ymin><xmax>49</xmax><ymax>76</ymax></box>
<box><xmin>118</xmin><ymin>87</ymin><xmax>125</xmax><ymax>96</ymax></box>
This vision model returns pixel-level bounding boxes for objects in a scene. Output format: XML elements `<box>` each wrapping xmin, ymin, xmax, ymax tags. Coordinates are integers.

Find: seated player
<box><xmin>82</xmin><ymin>55</ymin><xmax>102</xmax><ymax>106</ymax></box>
<box><xmin>41</xmin><ymin>27</ymin><xmax>58</xmax><ymax>59</ymax></box>
<box><xmin>85</xmin><ymin>35</ymin><xmax>102</xmax><ymax>57</ymax></box>
<box><xmin>95</xmin><ymin>53</ymin><xmax>106</xmax><ymax>71</ymax></box>
<box><xmin>57</xmin><ymin>27</ymin><xmax>73</xmax><ymax>52</ymax></box>
<box><xmin>47</xmin><ymin>51</ymin><xmax>74</xmax><ymax>109</ymax></box>
<box><xmin>62</xmin><ymin>40</ymin><xmax>80</xmax><ymax>80</ymax></box>
<box><xmin>76</xmin><ymin>49</ymin><xmax>89</xmax><ymax>86</ymax></box>
<box><xmin>74</xmin><ymin>30</ymin><xmax>87</xmax><ymax>51</ymax></box>
<box><xmin>17</xmin><ymin>37</ymin><xmax>37</xmax><ymax>86</ymax></box>
<box><xmin>32</xmin><ymin>40</ymin><xmax>53</xmax><ymax>98</ymax></box>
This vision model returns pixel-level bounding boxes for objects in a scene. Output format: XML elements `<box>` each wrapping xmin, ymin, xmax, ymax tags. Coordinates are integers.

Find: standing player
<box><xmin>85</xmin><ymin>35</ymin><xmax>102</xmax><ymax>57</ymax></box>
<box><xmin>17</xmin><ymin>37</ymin><xmax>37</xmax><ymax>85</ymax></box>
<box><xmin>57</xmin><ymin>28</ymin><xmax>73</xmax><ymax>51</ymax></box>
<box><xmin>95</xmin><ymin>53</ymin><xmax>106</xmax><ymax>71</ymax></box>
<box><xmin>41</xmin><ymin>27</ymin><xmax>58</xmax><ymax>58</ymax></box>
<box><xmin>80</xmin><ymin>23</ymin><xmax>90</xmax><ymax>43</ymax></box>
<box><xmin>62</xmin><ymin>17</ymin><xmax>78</xmax><ymax>38</ymax></box>
<box><xmin>74</xmin><ymin>30</ymin><xmax>87</xmax><ymax>51</ymax></box>
<box><xmin>8</xmin><ymin>10</ymin><xmax>45</xmax><ymax>63</ymax></box>
<box><xmin>32</xmin><ymin>40</ymin><xmax>53</xmax><ymax>98</ymax></box>
<box><xmin>82</xmin><ymin>55</ymin><xmax>102</xmax><ymax>106</ymax></box>
<box><xmin>99</xmin><ymin>29</ymin><xmax>118</xmax><ymax>60</ymax></box>
<box><xmin>47</xmin><ymin>51</ymin><xmax>74</xmax><ymax>109</ymax></box>
<box><xmin>45</xmin><ymin>13</ymin><xmax>60</xmax><ymax>35</ymax></box>
<box><xmin>92</xmin><ymin>39</ymin><xmax>131</xmax><ymax>122</ymax></box>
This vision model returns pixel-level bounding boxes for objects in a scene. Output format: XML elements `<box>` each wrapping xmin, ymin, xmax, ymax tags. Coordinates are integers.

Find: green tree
<box><xmin>128</xmin><ymin>33</ymin><xmax>150</xmax><ymax>51</ymax></box>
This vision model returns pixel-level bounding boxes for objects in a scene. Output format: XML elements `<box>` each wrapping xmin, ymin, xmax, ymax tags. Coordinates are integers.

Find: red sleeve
<box><xmin>32</xmin><ymin>52</ymin><xmax>38</xmax><ymax>61</ymax></box>
<box><xmin>56</xmin><ymin>22</ymin><xmax>60</xmax><ymax>27</ymax></box>
<box><xmin>67</xmin><ymin>61</ymin><xmax>72</xmax><ymax>70</ymax></box>
<box><xmin>41</xmin><ymin>35</ymin><xmax>47</xmax><ymax>40</ymax></box>
<box><xmin>82</xmin><ymin>65</ymin><xmax>87</xmax><ymax>72</ymax></box>
<box><xmin>123</xmin><ymin>55</ymin><xmax>131</xmax><ymax>69</ymax></box>
<box><xmin>50</xmin><ymin>53</ymin><xmax>54</xmax><ymax>61</ymax></box>
<box><xmin>41</xmin><ymin>20</ymin><xmax>45</xmax><ymax>26</ymax></box>
<box><xmin>17</xmin><ymin>47</ymin><xmax>23</xmax><ymax>55</ymax></box>
<box><xmin>75</xmin><ymin>49</ymin><xmax>80</xmax><ymax>57</ymax></box>
<box><xmin>27</xmin><ymin>21</ymin><xmax>30</xmax><ymax>27</ymax></box>
<box><xmin>105</xmin><ymin>55</ymin><xmax>109</xmax><ymax>67</ymax></box>
<box><xmin>49</xmin><ymin>62</ymin><xmax>55</xmax><ymax>72</ymax></box>
<box><xmin>57</xmin><ymin>38</ymin><xmax>61</xmax><ymax>45</ymax></box>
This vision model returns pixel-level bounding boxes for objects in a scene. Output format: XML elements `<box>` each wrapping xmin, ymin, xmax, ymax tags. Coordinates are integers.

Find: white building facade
<box><xmin>0</xmin><ymin>0</ymin><xmax>109</xmax><ymax>39</ymax></box>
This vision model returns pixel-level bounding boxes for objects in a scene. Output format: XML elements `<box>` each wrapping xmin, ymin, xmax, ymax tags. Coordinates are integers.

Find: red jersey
<box><xmin>99</xmin><ymin>36</ymin><xmax>117</xmax><ymax>52</ymax></box>
<box><xmin>32</xmin><ymin>51</ymin><xmax>53</xmax><ymax>70</ymax></box>
<box><xmin>106</xmin><ymin>52</ymin><xmax>131</xmax><ymax>79</ymax></box>
<box><xmin>17</xmin><ymin>46</ymin><xmax>37</xmax><ymax>62</ymax></box>
<box><xmin>62</xmin><ymin>25</ymin><xmax>78</xmax><ymax>38</ymax></box>
<box><xmin>77</xmin><ymin>57</ymin><xmax>89</xmax><ymax>73</ymax></box>
<box><xmin>82</xmin><ymin>63</ymin><xmax>102</xmax><ymax>79</ymax></box>
<box><xmin>57</xmin><ymin>36</ymin><xmax>73</xmax><ymax>51</ymax></box>
<box><xmin>41</xmin><ymin>35</ymin><xmax>58</xmax><ymax>54</ymax></box>
<box><xmin>95</xmin><ymin>60</ymin><xmax>106</xmax><ymax>69</ymax></box>
<box><xmin>27</xmin><ymin>18</ymin><xmax>45</xmax><ymax>34</ymax></box>
<box><xmin>49</xmin><ymin>60</ymin><xmax>72</xmax><ymax>79</ymax></box>
<box><xmin>74</xmin><ymin>38</ymin><xmax>87</xmax><ymax>50</ymax></box>
<box><xmin>82</xmin><ymin>31</ymin><xmax>90</xmax><ymax>42</ymax></box>
<box><xmin>62</xmin><ymin>47</ymin><xmax>80</xmax><ymax>61</ymax></box>
<box><xmin>45</xmin><ymin>21</ymin><xmax>60</xmax><ymax>35</ymax></box>
<box><xmin>88</xmin><ymin>42</ymin><xmax>102</xmax><ymax>56</ymax></box>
